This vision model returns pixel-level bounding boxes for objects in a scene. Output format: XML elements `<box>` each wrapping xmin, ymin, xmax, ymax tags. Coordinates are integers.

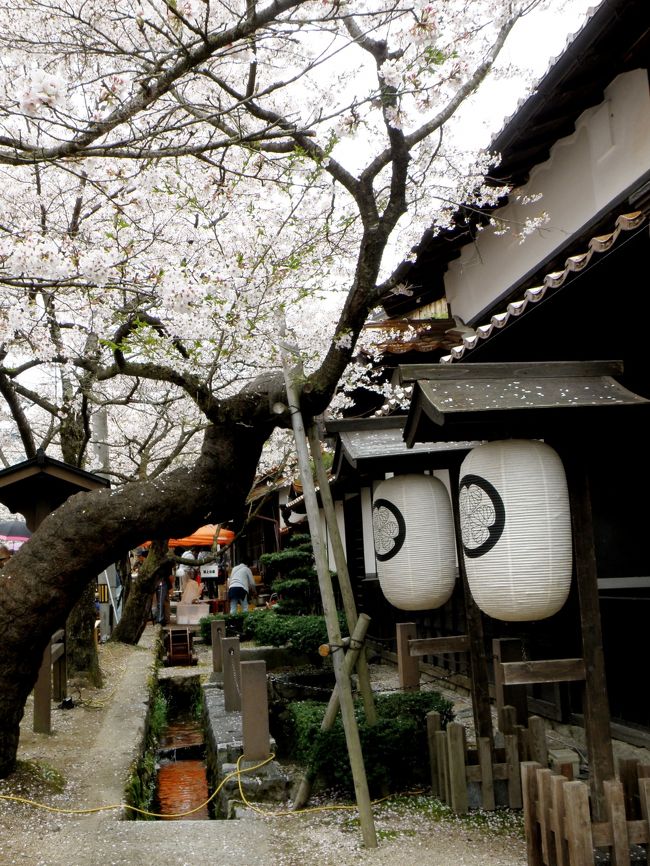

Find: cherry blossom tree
<box><xmin>0</xmin><ymin>0</ymin><xmax>576</xmax><ymax>775</ymax></box>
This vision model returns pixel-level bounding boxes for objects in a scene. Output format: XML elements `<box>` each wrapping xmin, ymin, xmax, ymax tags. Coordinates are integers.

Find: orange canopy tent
<box><xmin>142</xmin><ymin>525</ymin><xmax>235</xmax><ymax>549</ymax></box>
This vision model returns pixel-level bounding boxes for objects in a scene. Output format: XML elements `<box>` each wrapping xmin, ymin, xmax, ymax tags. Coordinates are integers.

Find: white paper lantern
<box><xmin>372</xmin><ymin>474</ymin><xmax>457</xmax><ymax>610</ymax></box>
<box><xmin>459</xmin><ymin>439</ymin><xmax>572</xmax><ymax>622</ymax></box>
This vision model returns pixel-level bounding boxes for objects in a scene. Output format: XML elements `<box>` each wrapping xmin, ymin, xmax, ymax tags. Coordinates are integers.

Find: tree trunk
<box><xmin>66</xmin><ymin>579</ymin><xmax>103</xmax><ymax>687</ymax></box>
<box><xmin>0</xmin><ymin>420</ymin><xmax>264</xmax><ymax>777</ymax></box>
<box><xmin>112</xmin><ymin>541</ymin><xmax>170</xmax><ymax>645</ymax></box>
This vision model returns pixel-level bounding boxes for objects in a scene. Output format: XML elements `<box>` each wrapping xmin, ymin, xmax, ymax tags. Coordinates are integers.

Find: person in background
<box><xmin>227</xmin><ymin>562</ymin><xmax>257</xmax><ymax>614</ymax></box>
<box><xmin>152</xmin><ymin>560</ymin><xmax>175</xmax><ymax>625</ymax></box>
<box><xmin>0</xmin><ymin>545</ymin><xmax>11</xmax><ymax>568</ymax></box>
<box><xmin>175</xmin><ymin>546</ymin><xmax>200</xmax><ymax>592</ymax></box>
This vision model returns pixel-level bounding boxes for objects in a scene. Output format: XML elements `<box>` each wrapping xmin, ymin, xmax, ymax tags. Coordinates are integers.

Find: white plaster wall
<box><xmin>444</xmin><ymin>69</ymin><xmax>650</xmax><ymax>324</ymax></box>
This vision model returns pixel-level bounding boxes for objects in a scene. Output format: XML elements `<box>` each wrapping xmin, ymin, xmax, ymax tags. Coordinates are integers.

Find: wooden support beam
<box><xmin>493</xmin><ymin>638</ymin><xmax>528</xmax><ymax>725</ymax></box>
<box><xmin>561</xmin><ymin>443</ymin><xmax>615</xmax><ymax>821</ymax></box>
<box><xmin>449</xmin><ymin>463</ymin><xmax>493</xmax><ymax>744</ymax></box>
<box><xmin>408</xmin><ymin>635</ymin><xmax>470</xmax><ymax>656</ymax></box>
<box><xmin>499</xmin><ymin>658</ymin><xmax>586</xmax><ymax>685</ymax></box>
<box><xmin>397</xmin><ymin>622</ymin><xmax>419</xmax><ymax>691</ymax></box>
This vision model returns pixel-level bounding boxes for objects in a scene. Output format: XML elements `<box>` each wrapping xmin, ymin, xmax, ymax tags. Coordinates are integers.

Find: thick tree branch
<box><xmin>0</xmin><ymin>0</ymin><xmax>311</xmax><ymax>165</ymax></box>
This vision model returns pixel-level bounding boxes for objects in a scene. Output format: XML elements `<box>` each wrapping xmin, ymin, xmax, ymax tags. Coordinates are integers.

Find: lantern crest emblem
<box><xmin>372</xmin><ymin>499</ymin><xmax>406</xmax><ymax>562</ymax></box>
<box><xmin>459</xmin><ymin>474</ymin><xmax>506</xmax><ymax>558</ymax></box>
<box><xmin>371</xmin><ymin>474</ymin><xmax>457</xmax><ymax>611</ymax></box>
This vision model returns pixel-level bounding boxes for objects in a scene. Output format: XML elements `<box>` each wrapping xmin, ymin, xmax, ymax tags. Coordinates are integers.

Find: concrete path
<box><xmin>21</xmin><ymin>631</ymin><xmax>274</xmax><ymax>866</ymax></box>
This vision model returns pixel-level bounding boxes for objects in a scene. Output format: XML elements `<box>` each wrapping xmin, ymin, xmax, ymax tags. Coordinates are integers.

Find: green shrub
<box><xmin>200</xmin><ymin>609</ymin><xmax>348</xmax><ymax>656</ymax></box>
<box><xmin>259</xmin><ymin>548</ymin><xmax>313</xmax><ymax>572</ymax></box>
<box><xmin>199</xmin><ymin>611</ymin><xmax>257</xmax><ymax>644</ymax></box>
<box><xmin>252</xmin><ymin>611</ymin><xmax>344</xmax><ymax>655</ymax></box>
<box><xmin>282</xmin><ymin>690</ymin><xmax>454</xmax><ymax>795</ymax></box>
<box><xmin>259</xmin><ymin>533</ymin><xmax>321</xmax><ymax>615</ymax></box>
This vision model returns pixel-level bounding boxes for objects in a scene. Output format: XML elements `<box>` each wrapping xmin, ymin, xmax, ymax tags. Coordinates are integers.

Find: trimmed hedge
<box><xmin>199</xmin><ymin>609</ymin><xmax>347</xmax><ymax>656</ymax></box>
<box><xmin>282</xmin><ymin>690</ymin><xmax>454</xmax><ymax>795</ymax></box>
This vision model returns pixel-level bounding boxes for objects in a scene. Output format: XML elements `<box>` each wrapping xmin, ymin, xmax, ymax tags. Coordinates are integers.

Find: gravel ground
<box><xmin>0</xmin><ymin>635</ymin><xmax>532</xmax><ymax>866</ymax></box>
<box><xmin>9</xmin><ymin>629</ymin><xmax>648</xmax><ymax>866</ymax></box>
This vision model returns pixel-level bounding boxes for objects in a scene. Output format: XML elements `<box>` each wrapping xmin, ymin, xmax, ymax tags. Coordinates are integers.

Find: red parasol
<box><xmin>142</xmin><ymin>524</ymin><xmax>234</xmax><ymax>549</ymax></box>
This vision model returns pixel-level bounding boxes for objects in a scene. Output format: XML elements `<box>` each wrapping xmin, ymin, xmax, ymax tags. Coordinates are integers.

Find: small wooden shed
<box><xmin>0</xmin><ymin>449</ymin><xmax>110</xmax><ymax>733</ymax></box>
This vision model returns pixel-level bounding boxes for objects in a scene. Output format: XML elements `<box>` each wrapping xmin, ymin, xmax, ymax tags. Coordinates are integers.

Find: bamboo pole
<box><xmin>281</xmin><ymin>340</ymin><xmax>377</xmax><ymax>848</ymax></box>
<box><xmin>292</xmin><ymin>612</ymin><xmax>371</xmax><ymax>810</ymax></box>
<box><xmin>306</xmin><ymin>422</ymin><xmax>377</xmax><ymax>726</ymax></box>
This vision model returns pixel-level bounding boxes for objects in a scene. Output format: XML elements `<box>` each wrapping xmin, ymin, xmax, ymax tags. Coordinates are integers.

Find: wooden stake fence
<box><xmin>426</xmin><ymin>708</ymin><xmax>550</xmax><ymax>813</ymax></box>
<box><xmin>522</xmin><ymin>759</ymin><xmax>650</xmax><ymax>866</ymax></box>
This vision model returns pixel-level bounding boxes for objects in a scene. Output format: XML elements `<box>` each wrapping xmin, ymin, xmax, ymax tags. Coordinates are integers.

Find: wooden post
<box><xmin>639</xmin><ymin>777</ymin><xmax>650</xmax><ymax>823</ymax></box>
<box><xmin>447</xmin><ymin>722</ymin><xmax>469</xmax><ymax>814</ymax></box>
<box><xmin>563</xmin><ymin>445</ymin><xmax>615</xmax><ymax>821</ymax></box>
<box><xmin>478</xmin><ymin>736</ymin><xmax>495</xmax><ymax>810</ymax></box>
<box><xmin>282</xmin><ymin>339</ymin><xmax>377</xmax><ymax>849</ymax></box>
<box><xmin>211</xmin><ymin>617</ymin><xmax>226</xmax><ymax>673</ymax></box>
<box><xmin>618</xmin><ymin>758</ymin><xmax>640</xmax><ymax>819</ymax></box>
<box><xmin>603</xmin><ymin>779</ymin><xmax>631</xmax><ymax>866</ymax></box>
<box><xmin>241</xmin><ymin>661</ymin><xmax>270</xmax><ymax>761</ymax></box>
<box><xmin>563</xmin><ymin>781</ymin><xmax>595</xmax><ymax>866</ymax></box>
<box><xmin>537</xmin><ymin>768</ymin><xmax>554</xmax><ymax>866</ymax></box>
<box><xmin>528</xmin><ymin>716</ymin><xmax>549</xmax><ymax>768</ymax></box>
<box><xmin>51</xmin><ymin>630</ymin><xmax>67</xmax><ymax>703</ymax></box>
<box><xmin>427</xmin><ymin>711</ymin><xmax>441</xmax><ymax>797</ymax></box>
<box><xmin>505</xmin><ymin>733</ymin><xmax>522</xmax><ymax>809</ymax></box>
<box><xmin>396</xmin><ymin>622</ymin><xmax>419</xmax><ymax>691</ymax></box>
<box><xmin>521</xmin><ymin>762</ymin><xmax>544</xmax><ymax>866</ymax></box>
<box><xmin>550</xmin><ymin>773</ymin><xmax>570</xmax><ymax>866</ymax></box>
<box><xmin>222</xmin><ymin>637</ymin><xmax>241</xmax><ymax>712</ymax></box>
<box><xmin>34</xmin><ymin>638</ymin><xmax>52</xmax><ymax>734</ymax></box>
<box><xmin>493</xmin><ymin>638</ymin><xmax>528</xmax><ymax>725</ymax></box>
<box><xmin>307</xmin><ymin>423</ymin><xmax>376</xmax><ymax>726</ymax></box>
<box><xmin>499</xmin><ymin>704</ymin><xmax>518</xmax><ymax>735</ymax></box>
<box><xmin>449</xmin><ymin>463</ymin><xmax>493</xmax><ymax>745</ymax></box>
<box><xmin>435</xmin><ymin>730</ymin><xmax>450</xmax><ymax>803</ymax></box>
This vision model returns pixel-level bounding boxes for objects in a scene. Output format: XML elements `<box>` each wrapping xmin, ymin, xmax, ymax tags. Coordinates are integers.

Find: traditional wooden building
<box><xmin>319</xmin><ymin>0</ymin><xmax>650</xmax><ymax>746</ymax></box>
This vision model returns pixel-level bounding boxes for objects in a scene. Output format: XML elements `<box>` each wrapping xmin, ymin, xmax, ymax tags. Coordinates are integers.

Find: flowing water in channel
<box><xmin>155</xmin><ymin>710</ymin><xmax>211</xmax><ymax>820</ymax></box>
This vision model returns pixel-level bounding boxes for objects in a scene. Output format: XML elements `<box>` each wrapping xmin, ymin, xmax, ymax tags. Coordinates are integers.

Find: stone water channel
<box><xmin>127</xmin><ymin>650</ymin><xmax>296</xmax><ymax>822</ymax></box>
<box><xmin>154</xmin><ymin>676</ymin><xmax>211</xmax><ymax>820</ymax></box>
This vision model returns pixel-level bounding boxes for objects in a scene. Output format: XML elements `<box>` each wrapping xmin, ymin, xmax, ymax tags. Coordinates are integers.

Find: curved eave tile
<box><xmin>440</xmin><ymin>210</ymin><xmax>646</xmax><ymax>364</ymax></box>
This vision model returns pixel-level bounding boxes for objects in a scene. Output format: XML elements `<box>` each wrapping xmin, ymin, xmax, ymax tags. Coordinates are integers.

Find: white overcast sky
<box><xmin>449</xmin><ymin>0</ymin><xmax>601</xmax><ymax>149</ymax></box>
